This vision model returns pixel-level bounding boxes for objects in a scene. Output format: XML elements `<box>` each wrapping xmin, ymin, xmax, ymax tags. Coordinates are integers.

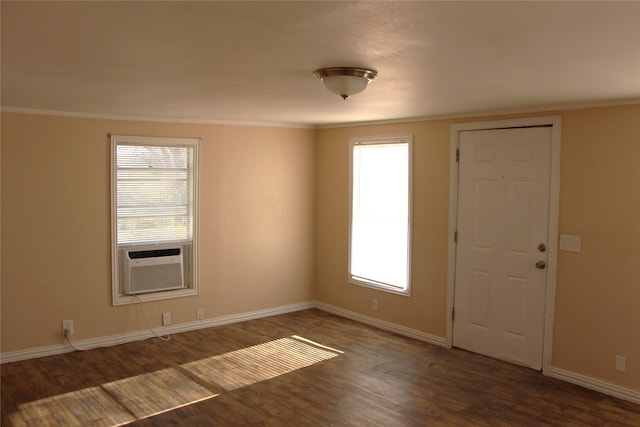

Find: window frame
<box><xmin>110</xmin><ymin>135</ymin><xmax>200</xmax><ymax>306</ymax></box>
<box><xmin>348</xmin><ymin>134</ymin><xmax>413</xmax><ymax>296</ymax></box>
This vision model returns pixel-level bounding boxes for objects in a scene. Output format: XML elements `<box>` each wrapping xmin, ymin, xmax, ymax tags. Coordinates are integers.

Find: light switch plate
<box><xmin>559</xmin><ymin>234</ymin><xmax>581</xmax><ymax>253</ymax></box>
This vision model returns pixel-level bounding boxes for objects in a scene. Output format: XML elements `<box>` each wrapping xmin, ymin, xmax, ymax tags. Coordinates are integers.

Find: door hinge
<box><xmin>456</xmin><ymin>148</ymin><xmax>459</xmax><ymax>162</ymax></box>
<box><xmin>454</xmin><ymin>230</ymin><xmax>458</xmax><ymax>243</ymax></box>
<box><xmin>452</xmin><ymin>308</ymin><xmax>455</xmax><ymax>322</ymax></box>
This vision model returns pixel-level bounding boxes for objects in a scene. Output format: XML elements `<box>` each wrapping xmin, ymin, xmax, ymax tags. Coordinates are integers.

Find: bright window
<box><xmin>111</xmin><ymin>135</ymin><xmax>199</xmax><ymax>305</ymax></box>
<box><xmin>349</xmin><ymin>135</ymin><xmax>412</xmax><ymax>294</ymax></box>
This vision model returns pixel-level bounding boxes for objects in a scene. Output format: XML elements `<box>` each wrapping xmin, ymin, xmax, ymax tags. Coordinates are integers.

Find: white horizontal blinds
<box><xmin>116</xmin><ymin>143</ymin><xmax>194</xmax><ymax>245</ymax></box>
<box><xmin>350</xmin><ymin>140</ymin><xmax>409</xmax><ymax>290</ymax></box>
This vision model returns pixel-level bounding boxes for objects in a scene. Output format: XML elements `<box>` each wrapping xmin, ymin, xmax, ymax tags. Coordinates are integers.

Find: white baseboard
<box><xmin>0</xmin><ymin>301</ymin><xmax>315</xmax><ymax>364</ymax></box>
<box><xmin>315</xmin><ymin>302</ymin><xmax>447</xmax><ymax>347</ymax></box>
<box><xmin>548</xmin><ymin>366</ymin><xmax>640</xmax><ymax>405</ymax></box>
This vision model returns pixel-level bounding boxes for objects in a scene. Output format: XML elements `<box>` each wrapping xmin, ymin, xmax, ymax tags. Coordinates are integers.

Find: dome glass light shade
<box><xmin>313</xmin><ymin>67</ymin><xmax>377</xmax><ymax>99</ymax></box>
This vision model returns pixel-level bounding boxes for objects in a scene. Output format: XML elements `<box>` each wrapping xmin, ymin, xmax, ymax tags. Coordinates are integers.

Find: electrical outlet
<box><xmin>62</xmin><ymin>320</ymin><xmax>74</xmax><ymax>337</ymax></box>
<box><xmin>615</xmin><ymin>355</ymin><xmax>626</xmax><ymax>372</ymax></box>
<box><xmin>162</xmin><ymin>312</ymin><xmax>171</xmax><ymax>326</ymax></box>
<box><xmin>372</xmin><ymin>299</ymin><xmax>379</xmax><ymax>312</ymax></box>
<box><xmin>196</xmin><ymin>308</ymin><xmax>204</xmax><ymax>320</ymax></box>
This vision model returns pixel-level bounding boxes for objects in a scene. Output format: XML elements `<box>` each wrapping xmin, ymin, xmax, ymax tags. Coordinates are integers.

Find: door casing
<box><xmin>446</xmin><ymin>116</ymin><xmax>561</xmax><ymax>375</ymax></box>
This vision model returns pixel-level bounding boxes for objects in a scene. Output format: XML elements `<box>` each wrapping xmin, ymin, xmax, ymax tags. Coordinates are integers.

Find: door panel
<box><xmin>453</xmin><ymin>127</ymin><xmax>551</xmax><ymax>370</ymax></box>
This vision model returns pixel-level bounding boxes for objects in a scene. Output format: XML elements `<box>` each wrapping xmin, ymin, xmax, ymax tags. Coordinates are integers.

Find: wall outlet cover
<box><xmin>62</xmin><ymin>320</ymin><xmax>74</xmax><ymax>335</ymax></box>
<box><xmin>162</xmin><ymin>312</ymin><xmax>171</xmax><ymax>326</ymax></box>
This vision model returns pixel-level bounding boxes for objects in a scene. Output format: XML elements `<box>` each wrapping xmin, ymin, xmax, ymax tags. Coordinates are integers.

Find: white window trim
<box><xmin>348</xmin><ymin>134</ymin><xmax>413</xmax><ymax>296</ymax></box>
<box><xmin>110</xmin><ymin>135</ymin><xmax>200</xmax><ymax>306</ymax></box>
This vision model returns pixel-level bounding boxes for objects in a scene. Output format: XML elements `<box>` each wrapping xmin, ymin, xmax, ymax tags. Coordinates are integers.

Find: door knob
<box><xmin>535</xmin><ymin>261</ymin><xmax>546</xmax><ymax>269</ymax></box>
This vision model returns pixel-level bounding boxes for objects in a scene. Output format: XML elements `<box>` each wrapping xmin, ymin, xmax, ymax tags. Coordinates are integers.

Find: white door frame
<box><xmin>446</xmin><ymin>115</ymin><xmax>561</xmax><ymax>374</ymax></box>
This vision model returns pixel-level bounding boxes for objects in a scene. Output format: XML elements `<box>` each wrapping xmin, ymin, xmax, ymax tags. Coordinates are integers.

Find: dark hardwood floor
<box><xmin>2</xmin><ymin>309</ymin><xmax>639</xmax><ymax>426</ymax></box>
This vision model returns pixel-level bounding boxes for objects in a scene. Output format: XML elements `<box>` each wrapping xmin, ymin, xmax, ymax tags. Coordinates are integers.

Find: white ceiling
<box><xmin>2</xmin><ymin>1</ymin><xmax>639</xmax><ymax>127</ymax></box>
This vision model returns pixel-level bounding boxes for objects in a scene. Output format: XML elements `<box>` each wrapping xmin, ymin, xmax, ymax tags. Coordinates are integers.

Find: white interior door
<box><xmin>453</xmin><ymin>126</ymin><xmax>552</xmax><ymax>370</ymax></box>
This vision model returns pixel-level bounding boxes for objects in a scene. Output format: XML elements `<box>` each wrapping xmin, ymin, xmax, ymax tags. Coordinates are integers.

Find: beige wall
<box><xmin>315</xmin><ymin>121</ymin><xmax>450</xmax><ymax>335</ymax></box>
<box><xmin>2</xmin><ymin>104</ymin><xmax>638</xmax><ymax>393</ymax></box>
<box><xmin>552</xmin><ymin>106</ymin><xmax>640</xmax><ymax>390</ymax></box>
<box><xmin>1</xmin><ymin>113</ymin><xmax>316</xmax><ymax>352</ymax></box>
<box><xmin>315</xmin><ymin>104</ymin><xmax>640</xmax><ymax>391</ymax></box>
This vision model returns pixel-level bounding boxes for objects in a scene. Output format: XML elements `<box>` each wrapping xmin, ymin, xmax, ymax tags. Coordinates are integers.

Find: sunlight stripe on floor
<box><xmin>182</xmin><ymin>337</ymin><xmax>340</xmax><ymax>391</ymax></box>
<box><xmin>9</xmin><ymin>386</ymin><xmax>134</xmax><ymax>427</ymax></box>
<box><xmin>102</xmin><ymin>368</ymin><xmax>217</xmax><ymax>420</ymax></box>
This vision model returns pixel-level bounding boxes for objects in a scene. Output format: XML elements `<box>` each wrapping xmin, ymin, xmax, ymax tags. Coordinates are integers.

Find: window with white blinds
<box><xmin>115</xmin><ymin>143</ymin><xmax>195</xmax><ymax>245</ymax></box>
<box><xmin>110</xmin><ymin>135</ymin><xmax>199</xmax><ymax>304</ymax></box>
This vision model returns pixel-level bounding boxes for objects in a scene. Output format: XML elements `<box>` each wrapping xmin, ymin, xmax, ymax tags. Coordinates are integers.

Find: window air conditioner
<box><xmin>123</xmin><ymin>246</ymin><xmax>184</xmax><ymax>295</ymax></box>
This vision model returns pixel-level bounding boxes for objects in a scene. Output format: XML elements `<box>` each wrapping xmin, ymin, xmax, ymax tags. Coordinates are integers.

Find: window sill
<box><xmin>113</xmin><ymin>287</ymin><xmax>198</xmax><ymax>306</ymax></box>
<box><xmin>349</xmin><ymin>277</ymin><xmax>411</xmax><ymax>297</ymax></box>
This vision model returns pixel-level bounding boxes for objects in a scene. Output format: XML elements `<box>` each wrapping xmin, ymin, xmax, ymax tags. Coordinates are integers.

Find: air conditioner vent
<box><xmin>123</xmin><ymin>245</ymin><xmax>184</xmax><ymax>295</ymax></box>
<box><xmin>128</xmin><ymin>248</ymin><xmax>181</xmax><ymax>259</ymax></box>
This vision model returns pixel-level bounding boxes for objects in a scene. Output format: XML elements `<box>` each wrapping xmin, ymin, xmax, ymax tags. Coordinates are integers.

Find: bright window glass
<box><xmin>349</xmin><ymin>135</ymin><xmax>412</xmax><ymax>294</ymax></box>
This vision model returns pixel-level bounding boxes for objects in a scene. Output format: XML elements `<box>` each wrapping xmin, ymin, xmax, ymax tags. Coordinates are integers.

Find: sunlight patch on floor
<box><xmin>102</xmin><ymin>368</ymin><xmax>217</xmax><ymax>419</ymax></box>
<box><xmin>183</xmin><ymin>336</ymin><xmax>341</xmax><ymax>390</ymax></box>
<box><xmin>8</xmin><ymin>335</ymin><xmax>341</xmax><ymax>426</ymax></box>
<box><xmin>9</xmin><ymin>368</ymin><xmax>217</xmax><ymax>427</ymax></box>
<box><xmin>8</xmin><ymin>386</ymin><xmax>134</xmax><ymax>427</ymax></box>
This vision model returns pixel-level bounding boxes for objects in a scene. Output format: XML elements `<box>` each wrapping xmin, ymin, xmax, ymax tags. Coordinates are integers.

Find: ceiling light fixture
<box><xmin>313</xmin><ymin>67</ymin><xmax>378</xmax><ymax>100</ymax></box>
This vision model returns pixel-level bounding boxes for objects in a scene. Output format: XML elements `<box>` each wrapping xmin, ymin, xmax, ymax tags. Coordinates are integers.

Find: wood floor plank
<box><xmin>2</xmin><ymin>309</ymin><xmax>639</xmax><ymax>426</ymax></box>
